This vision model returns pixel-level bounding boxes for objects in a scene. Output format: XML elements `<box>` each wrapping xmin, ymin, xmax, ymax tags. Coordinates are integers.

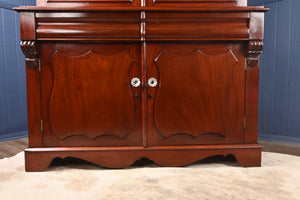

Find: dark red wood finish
<box><xmin>15</xmin><ymin>0</ymin><xmax>268</xmax><ymax>171</ymax></box>
<box><xmin>146</xmin><ymin>43</ymin><xmax>246</xmax><ymax>146</ymax></box>
<box><xmin>40</xmin><ymin>43</ymin><xmax>143</xmax><ymax>147</ymax></box>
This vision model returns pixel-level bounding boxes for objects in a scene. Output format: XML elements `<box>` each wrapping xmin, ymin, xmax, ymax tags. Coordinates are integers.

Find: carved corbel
<box><xmin>246</xmin><ymin>40</ymin><xmax>263</xmax><ymax>67</ymax></box>
<box><xmin>20</xmin><ymin>40</ymin><xmax>39</xmax><ymax>69</ymax></box>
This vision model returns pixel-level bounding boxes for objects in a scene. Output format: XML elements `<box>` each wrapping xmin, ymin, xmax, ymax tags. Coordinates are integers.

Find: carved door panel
<box><xmin>40</xmin><ymin>43</ymin><xmax>142</xmax><ymax>147</ymax></box>
<box><xmin>146</xmin><ymin>43</ymin><xmax>246</xmax><ymax>146</ymax></box>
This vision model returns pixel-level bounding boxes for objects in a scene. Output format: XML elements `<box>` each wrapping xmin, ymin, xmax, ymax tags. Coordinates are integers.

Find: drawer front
<box><xmin>47</xmin><ymin>0</ymin><xmax>133</xmax><ymax>2</ymax></box>
<box><xmin>35</xmin><ymin>12</ymin><xmax>141</xmax><ymax>40</ymax></box>
<box><xmin>146</xmin><ymin>0</ymin><xmax>246</xmax><ymax>7</ymax></box>
<box><xmin>146</xmin><ymin>12</ymin><xmax>249</xmax><ymax>40</ymax></box>
<box><xmin>37</xmin><ymin>0</ymin><xmax>140</xmax><ymax>7</ymax></box>
<box><xmin>34</xmin><ymin>11</ymin><xmax>250</xmax><ymax>41</ymax></box>
<box><xmin>146</xmin><ymin>43</ymin><xmax>246</xmax><ymax>146</ymax></box>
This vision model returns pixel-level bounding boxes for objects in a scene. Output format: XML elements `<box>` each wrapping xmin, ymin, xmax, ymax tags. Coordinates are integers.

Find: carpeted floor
<box><xmin>0</xmin><ymin>152</ymin><xmax>299</xmax><ymax>200</ymax></box>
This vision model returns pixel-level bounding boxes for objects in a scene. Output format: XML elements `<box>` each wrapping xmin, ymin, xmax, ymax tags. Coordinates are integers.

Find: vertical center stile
<box><xmin>140</xmin><ymin>10</ymin><xmax>147</xmax><ymax>147</ymax></box>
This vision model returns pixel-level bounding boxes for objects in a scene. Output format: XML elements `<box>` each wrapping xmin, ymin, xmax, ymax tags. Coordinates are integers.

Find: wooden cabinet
<box><xmin>15</xmin><ymin>0</ymin><xmax>268</xmax><ymax>171</ymax></box>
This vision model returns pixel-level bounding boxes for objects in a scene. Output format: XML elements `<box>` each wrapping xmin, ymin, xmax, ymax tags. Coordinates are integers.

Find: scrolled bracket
<box><xmin>246</xmin><ymin>40</ymin><xmax>263</xmax><ymax>67</ymax></box>
<box><xmin>20</xmin><ymin>40</ymin><xmax>39</xmax><ymax>69</ymax></box>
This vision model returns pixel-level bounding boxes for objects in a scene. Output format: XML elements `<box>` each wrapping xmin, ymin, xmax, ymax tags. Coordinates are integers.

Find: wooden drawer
<box><xmin>37</xmin><ymin>0</ymin><xmax>140</xmax><ymax>7</ymax></box>
<box><xmin>146</xmin><ymin>0</ymin><xmax>247</xmax><ymax>7</ymax></box>
<box><xmin>146</xmin><ymin>12</ymin><xmax>249</xmax><ymax>40</ymax></box>
<box><xmin>35</xmin><ymin>12</ymin><xmax>140</xmax><ymax>40</ymax></box>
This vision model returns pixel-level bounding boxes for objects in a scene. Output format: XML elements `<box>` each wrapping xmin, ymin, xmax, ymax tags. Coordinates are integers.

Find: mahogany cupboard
<box><xmin>15</xmin><ymin>0</ymin><xmax>268</xmax><ymax>171</ymax></box>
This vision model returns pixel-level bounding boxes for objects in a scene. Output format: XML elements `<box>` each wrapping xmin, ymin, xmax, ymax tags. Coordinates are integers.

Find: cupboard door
<box><xmin>146</xmin><ymin>43</ymin><xmax>246</xmax><ymax>146</ymax></box>
<box><xmin>40</xmin><ymin>43</ymin><xmax>142</xmax><ymax>147</ymax></box>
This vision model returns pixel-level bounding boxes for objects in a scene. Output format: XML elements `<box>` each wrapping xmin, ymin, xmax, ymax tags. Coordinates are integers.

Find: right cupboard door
<box><xmin>146</xmin><ymin>43</ymin><xmax>246</xmax><ymax>146</ymax></box>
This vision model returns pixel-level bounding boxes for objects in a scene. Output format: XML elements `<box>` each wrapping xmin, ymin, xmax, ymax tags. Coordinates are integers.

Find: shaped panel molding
<box><xmin>153</xmin><ymin>48</ymin><xmax>241</xmax><ymax>139</ymax></box>
<box><xmin>48</xmin><ymin>49</ymin><xmax>136</xmax><ymax>140</ymax></box>
<box><xmin>20</xmin><ymin>40</ymin><xmax>39</xmax><ymax>69</ymax></box>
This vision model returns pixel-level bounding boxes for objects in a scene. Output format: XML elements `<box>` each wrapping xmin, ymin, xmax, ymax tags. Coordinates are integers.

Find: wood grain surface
<box><xmin>16</xmin><ymin>0</ymin><xmax>268</xmax><ymax>171</ymax></box>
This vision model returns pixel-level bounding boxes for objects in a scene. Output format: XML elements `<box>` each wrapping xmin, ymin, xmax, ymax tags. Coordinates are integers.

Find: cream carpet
<box><xmin>0</xmin><ymin>152</ymin><xmax>299</xmax><ymax>200</ymax></box>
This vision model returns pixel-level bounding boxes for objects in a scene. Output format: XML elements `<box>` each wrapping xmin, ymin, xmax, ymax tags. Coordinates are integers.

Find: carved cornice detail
<box><xmin>20</xmin><ymin>40</ymin><xmax>39</xmax><ymax>69</ymax></box>
<box><xmin>247</xmin><ymin>40</ymin><xmax>263</xmax><ymax>67</ymax></box>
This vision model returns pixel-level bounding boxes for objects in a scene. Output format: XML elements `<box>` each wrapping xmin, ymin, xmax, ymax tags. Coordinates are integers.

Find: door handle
<box><xmin>131</xmin><ymin>77</ymin><xmax>141</xmax><ymax>87</ymax></box>
<box><xmin>148</xmin><ymin>77</ymin><xmax>158</xmax><ymax>87</ymax></box>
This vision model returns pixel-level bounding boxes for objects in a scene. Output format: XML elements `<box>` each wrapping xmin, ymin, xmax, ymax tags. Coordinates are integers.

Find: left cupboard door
<box><xmin>39</xmin><ymin>43</ymin><xmax>143</xmax><ymax>147</ymax></box>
